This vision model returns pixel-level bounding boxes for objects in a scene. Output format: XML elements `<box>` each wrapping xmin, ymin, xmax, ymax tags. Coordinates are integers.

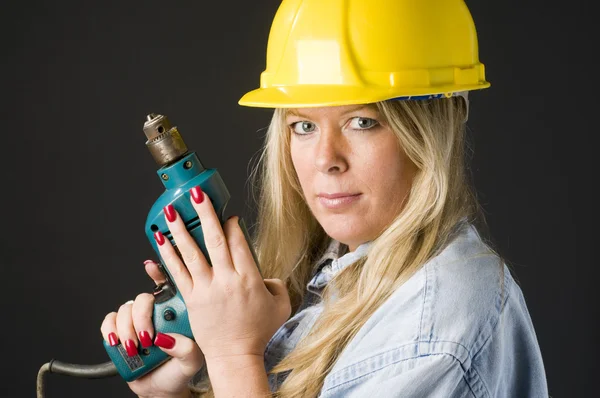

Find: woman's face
<box><xmin>287</xmin><ymin>104</ymin><xmax>418</xmax><ymax>251</ymax></box>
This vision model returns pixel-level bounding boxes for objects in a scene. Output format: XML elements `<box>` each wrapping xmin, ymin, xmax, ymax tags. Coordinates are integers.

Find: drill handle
<box><xmin>102</xmin><ymin>289</ymin><xmax>193</xmax><ymax>382</ymax></box>
<box><xmin>103</xmin><ymin>216</ymin><xmax>257</xmax><ymax>382</ymax></box>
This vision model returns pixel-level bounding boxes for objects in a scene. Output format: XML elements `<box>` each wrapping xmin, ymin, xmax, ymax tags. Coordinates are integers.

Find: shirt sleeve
<box><xmin>188</xmin><ymin>365</ymin><xmax>210</xmax><ymax>395</ymax></box>
<box><xmin>320</xmin><ymin>353</ymin><xmax>475</xmax><ymax>398</ymax></box>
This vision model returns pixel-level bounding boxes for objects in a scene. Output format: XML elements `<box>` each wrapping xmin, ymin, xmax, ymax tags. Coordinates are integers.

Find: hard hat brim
<box><xmin>238</xmin><ymin>83</ymin><xmax>490</xmax><ymax>108</ymax></box>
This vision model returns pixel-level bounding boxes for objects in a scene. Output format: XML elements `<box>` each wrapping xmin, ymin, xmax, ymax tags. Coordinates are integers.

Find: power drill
<box><xmin>36</xmin><ymin>113</ymin><xmax>258</xmax><ymax>395</ymax></box>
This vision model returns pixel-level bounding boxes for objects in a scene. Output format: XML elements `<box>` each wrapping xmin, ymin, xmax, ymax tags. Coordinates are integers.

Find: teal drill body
<box><xmin>102</xmin><ymin>114</ymin><xmax>246</xmax><ymax>382</ymax></box>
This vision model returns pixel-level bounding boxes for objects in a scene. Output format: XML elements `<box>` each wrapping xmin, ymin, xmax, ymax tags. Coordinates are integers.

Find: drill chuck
<box><xmin>143</xmin><ymin>113</ymin><xmax>188</xmax><ymax>167</ymax></box>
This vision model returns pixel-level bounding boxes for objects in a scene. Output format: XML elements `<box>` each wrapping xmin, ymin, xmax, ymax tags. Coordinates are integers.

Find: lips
<box><xmin>317</xmin><ymin>192</ymin><xmax>361</xmax><ymax>199</ymax></box>
<box><xmin>316</xmin><ymin>193</ymin><xmax>362</xmax><ymax>210</ymax></box>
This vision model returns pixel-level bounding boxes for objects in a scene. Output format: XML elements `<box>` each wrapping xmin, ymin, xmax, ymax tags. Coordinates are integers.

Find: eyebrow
<box><xmin>285</xmin><ymin>104</ymin><xmax>378</xmax><ymax>119</ymax></box>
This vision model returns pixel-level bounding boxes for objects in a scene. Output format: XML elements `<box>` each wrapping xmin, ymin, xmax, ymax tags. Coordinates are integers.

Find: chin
<box><xmin>318</xmin><ymin>214</ymin><xmax>367</xmax><ymax>248</ymax></box>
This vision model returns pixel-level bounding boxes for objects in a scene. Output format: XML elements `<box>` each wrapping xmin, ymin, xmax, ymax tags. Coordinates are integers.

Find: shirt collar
<box><xmin>312</xmin><ymin>239</ymin><xmax>348</xmax><ymax>271</ymax></box>
<box><xmin>307</xmin><ymin>240</ymin><xmax>372</xmax><ymax>296</ymax></box>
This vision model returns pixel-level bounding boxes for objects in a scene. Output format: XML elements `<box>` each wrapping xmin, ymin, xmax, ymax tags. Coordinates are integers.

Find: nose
<box><xmin>314</xmin><ymin>127</ymin><xmax>349</xmax><ymax>174</ymax></box>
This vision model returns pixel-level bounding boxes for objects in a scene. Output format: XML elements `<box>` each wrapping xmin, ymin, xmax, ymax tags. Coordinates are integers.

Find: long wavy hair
<box><xmin>249</xmin><ymin>96</ymin><xmax>488</xmax><ymax>397</ymax></box>
<box><xmin>202</xmin><ymin>96</ymin><xmax>488</xmax><ymax>397</ymax></box>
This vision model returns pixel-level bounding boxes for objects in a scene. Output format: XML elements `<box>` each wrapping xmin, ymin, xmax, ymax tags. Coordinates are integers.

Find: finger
<box><xmin>154</xmin><ymin>229</ymin><xmax>193</xmax><ymax>296</ymax></box>
<box><xmin>100</xmin><ymin>312</ymin><xmax>119</xmax><ymax>347</ymax></box>
<box><xmin>223</xmin><ymin>216</ymin><xmax>260</xmax><ymax>278</ymax></box>
<box><xmin>131</xmin><ymin>293</ymin><xmax>155</xmax><ymax>349</ymax></box>
<box><xmin>152</xmin><ymin>332</ymin><xmax>205</xmax><ymax>377</ymax></box>
<box><xmin>143</xmin><ymin>260</ymin><xmax>167</xmax><ymax>285</ymax></box>
<box><xmin>188</xmin><ymin>186</ymin><xmax>235</xmax><ymax>276</ymax></box>
<box><xmin>116</xmin><ymin>300</ymin><xmax>139</xmax><ymax>357</ymax></box>
<box><xmin>163</xmin><ymin>204</ymin><xmax>212</xmax><ymax>284</ymax></box>
<box><xmin>128</xmin><ymin>334</ymin><xmax>205</xmax><ymax>392</ymax></box>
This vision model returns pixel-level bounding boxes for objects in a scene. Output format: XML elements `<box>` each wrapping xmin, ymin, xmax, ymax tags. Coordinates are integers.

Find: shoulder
<box><xmin>333</xmin><ymin>224</ymin><xmax>509</xmax><ymax>364</ymax></box>
<box><xmin>422</xmin><ymin>224</ymin><xmax>508</xmax><ymax>358</ymax></box>
<box><xmin>419</xmin><ymin>225</ymin><xmax>547</xmax><ymax>396</ymax></box>
<box><xmin>324</xmin><ymin>224</ymin><xmax>547</xmax><ymax>396</ymax></box>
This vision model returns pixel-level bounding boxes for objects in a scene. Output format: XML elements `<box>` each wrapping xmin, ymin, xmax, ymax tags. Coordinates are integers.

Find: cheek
<box><xmin>290</xmin><ymin>144</ymin><xmax>313</xmax><ymax>192</ymax></box>
<box><xmin>364</xmin><ymin>143</ymin><xmax>416</xmax><ymax>205</ymax></box>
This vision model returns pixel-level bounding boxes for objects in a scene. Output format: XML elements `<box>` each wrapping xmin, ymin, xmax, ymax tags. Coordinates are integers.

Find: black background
<box><xmin>1</xmin><ymin>1</ymin><xmax>596</xmax><ymax>397</ymax></box>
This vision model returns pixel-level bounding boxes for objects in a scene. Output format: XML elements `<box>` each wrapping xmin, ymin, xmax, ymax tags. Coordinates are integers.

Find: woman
<box><xmin>101</xmin><ymin>0</ymin><xmax>548</xmax><ymax>396</ymax></box>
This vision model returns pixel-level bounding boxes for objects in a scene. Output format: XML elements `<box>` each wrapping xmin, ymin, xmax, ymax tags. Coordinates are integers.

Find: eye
<box><xmin>349</xmin><ymin>117</ymin><xmax>378</xmax><ymax>130</ymax></box>
<box><xmin>290</xmin><ymin>121</ymin><xmax>317</xmax><ymax>134</ymax></box>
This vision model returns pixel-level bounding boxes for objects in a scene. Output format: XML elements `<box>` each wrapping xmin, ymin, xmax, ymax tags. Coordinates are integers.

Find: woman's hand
<box><xmin>100</xmin><ymin>261</ymin><xmax>204</xmax><ymax>398</ymax></box>
<box><xmin>155</xmin><ymin>186</ymin><xmax>291</xmax><ymax>364</ymax></box>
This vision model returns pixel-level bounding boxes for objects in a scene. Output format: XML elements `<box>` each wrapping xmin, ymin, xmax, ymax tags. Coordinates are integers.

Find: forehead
<box><xmin>285</xmin><ymin>104</ymin><xmax>379</xmax><ymax>119</ymax></box>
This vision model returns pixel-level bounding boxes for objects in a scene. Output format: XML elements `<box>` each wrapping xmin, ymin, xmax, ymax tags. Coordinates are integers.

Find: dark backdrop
<box><xmin>1</xmin><ymin>1</ymin><xmax>596</xmax><ymax>397</ymax></box>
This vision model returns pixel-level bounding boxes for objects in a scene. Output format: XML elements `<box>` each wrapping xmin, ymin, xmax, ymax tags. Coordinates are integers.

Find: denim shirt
<box><xmin>263</xmin><ymin>224</ymin><xmax>548</xmax><ymax>397</ymax></box>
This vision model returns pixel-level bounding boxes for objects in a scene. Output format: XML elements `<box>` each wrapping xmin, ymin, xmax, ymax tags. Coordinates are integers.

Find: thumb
<box><xmin>264</xmin><ymin>279</ymin><xmax>291</xmax><ymax>319</ymax></box>
<box><xmin>264</xmin><ymin>278</ymin><xmax>288</xmax><ymax>298</ymax></box>
<box><xmin>154</xmin><ymin>332</ymin><xmax>205</xmax><ymax>377</ymax></box>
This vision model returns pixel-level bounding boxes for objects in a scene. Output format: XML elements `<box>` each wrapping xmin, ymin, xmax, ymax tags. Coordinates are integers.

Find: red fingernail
<box><xmin>108</xmin><ymin>332</ymin><xmax>118</xmax><ymax>347</ymax></box>
<box><xmin>125</xmin><ymin>339</ymin><xmax>138</xmax><ymax>357</ymax></box>
<box><xmin>154</xmin><ymin>333</ymin><xmax>175</xmax><ymax>349</ymax></box>
<box><xmin>154</xmin><ymin>231</ymin><xmax>165</xmax><ymax>246</ymax></box>
<box><xmin>190</xmin><ymin>186</ymin><xmax>204</xmax><ymax>204</ymax></box>
<box><xmin>164</xmin><ymin>204</ymin><xmax>177</xmax><ymax>222</ymax></box>
<box><xmin>143</xmin><ymin>260</ymin><xmax>153</xmax><ymax>265</ymax></box>
<box><xmin>139</xmin><ymin>331</ymin><xmax>153</xmax><ymax>348</ymax></box>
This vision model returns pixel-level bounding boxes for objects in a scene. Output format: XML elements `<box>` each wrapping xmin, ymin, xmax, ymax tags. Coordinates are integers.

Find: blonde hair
<box><xmin>202</xmin><ymin>97</ymin><xmax>486</xmax><ymax>397</ymax></box>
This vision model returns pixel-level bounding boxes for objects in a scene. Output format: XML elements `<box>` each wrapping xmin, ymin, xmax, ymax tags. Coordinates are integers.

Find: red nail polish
<box><xmin>190</xmin><ymin>186</ymin><xmax>204</xmax><ymax>204</ymax></box>
<box><xmin>108</xmin><ymin>332</ymin><xmax>118</xmax><ymax>347</ymax></box>
<box><xmin>164</xmin><ymin>204</ymin><xmax>177</xmax><ymax>222</ymax></box>
<box><xmin>154</xmin><ymin>231</ymin><xmax>165</xmax><ymax>246</ymax></box>
<box><xmin>154</xmin><ymin>333</ymin><xmax>175</xmax><ymax>349</ymax></box>
<box><xmin>139</xmin><ymin>331</ymin><xmax>153</xmax><ymax>348</ymax></box>
<box><xmin>143</xmin><ymin>259</ymin><xmax>153</xmax><ymax>265</ymax></box>
<box><xmin>125</xmin><ymin>339</ymin><xmax>138</xmax><ymax>357</ymax></box>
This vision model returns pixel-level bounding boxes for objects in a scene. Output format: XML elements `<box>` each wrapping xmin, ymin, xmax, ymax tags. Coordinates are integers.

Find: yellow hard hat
<box><xmin>239</xmin><ymin>0</ymin><xmax>490</xmax><ymax>108</ymax></box>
